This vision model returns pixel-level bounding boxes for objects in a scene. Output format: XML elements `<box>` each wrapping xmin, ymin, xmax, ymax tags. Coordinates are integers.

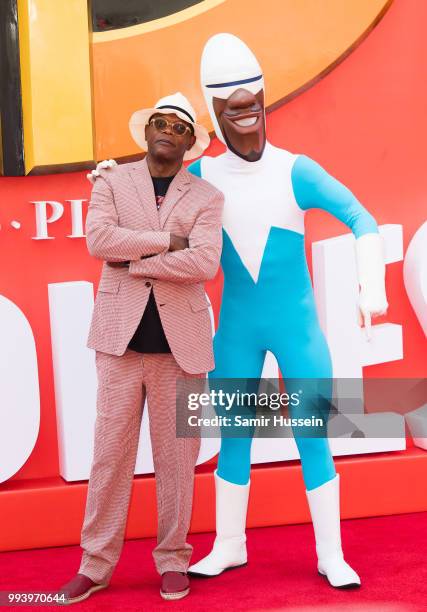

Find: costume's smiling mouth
<box><xmin>222</xmin><ymin>110</ymin><xmax>262</xmax><ymax>129</ymax></box>
<box><xmin>233</xmin><ymin>117</ymin><xmax>258</xmax><ymax>127</ymax></box>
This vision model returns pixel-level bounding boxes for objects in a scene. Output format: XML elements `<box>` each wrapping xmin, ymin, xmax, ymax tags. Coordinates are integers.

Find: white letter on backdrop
<box><xmin>0</xmin><ymin>296</ymin><xmax>40</xmax><ymax>483</ymax></box>
<box><xmin>31</xmin><ymin>200</ymin><xmax>64</xmax><ymax>240</ymax></box>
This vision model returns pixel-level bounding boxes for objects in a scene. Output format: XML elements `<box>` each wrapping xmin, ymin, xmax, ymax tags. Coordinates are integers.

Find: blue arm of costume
<box><xmin>291</xmin><ymin>155</ymin><xmax>378</xmax><ymax>238</ymax></box>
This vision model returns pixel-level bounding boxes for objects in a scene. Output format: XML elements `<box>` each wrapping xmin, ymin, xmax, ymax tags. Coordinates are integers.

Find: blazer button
<box><xmin>145</xmin><ymin>281</ymin><xmax>151</xmax><ymax>288</ymax></box>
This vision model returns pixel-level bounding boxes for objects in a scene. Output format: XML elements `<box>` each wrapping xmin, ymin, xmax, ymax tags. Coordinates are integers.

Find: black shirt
<box><xmin>127</xmin><ymin>175</ymin><xmax>175</xmax><ymax>353</ymax></box>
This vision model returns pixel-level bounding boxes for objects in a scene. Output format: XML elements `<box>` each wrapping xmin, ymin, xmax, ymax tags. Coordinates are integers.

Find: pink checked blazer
<box><xmin>85</xmin><ymin>158</ymin><xmax>224</xmax><ymax>374</ymax></box>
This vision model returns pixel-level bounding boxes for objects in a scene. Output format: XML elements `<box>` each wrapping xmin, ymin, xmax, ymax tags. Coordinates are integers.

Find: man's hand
<box><xmin>87</xmin><ymin>159</ymin><xmax>117</xmax><ymax>185</ymax></box>
<box><xmin>169</xmin><ymin>234</ymin><xmax>189</xmax><ymax>251</ymax></box>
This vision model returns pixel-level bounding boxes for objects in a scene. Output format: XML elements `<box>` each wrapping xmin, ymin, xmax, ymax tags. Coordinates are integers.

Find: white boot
<box><xmin>188</xmin><ymin>471</ymin><xmax>249</xmax><ymax>577</ymax></box>
<box><xmin>306</xmin><ymin>474</ymin><xmax>361</xmax><ymax>588</ymax></box>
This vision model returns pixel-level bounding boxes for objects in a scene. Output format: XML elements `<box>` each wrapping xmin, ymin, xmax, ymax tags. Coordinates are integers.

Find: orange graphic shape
<box><xmin>91</xmin><ymin>0</ymin><xmax>393</xmax><ymax>160</ymax></box>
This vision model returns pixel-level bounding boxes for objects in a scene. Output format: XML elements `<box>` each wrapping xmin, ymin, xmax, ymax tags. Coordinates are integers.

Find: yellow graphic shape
<box><xmin>18</xmin><ymin>0</ymin><xmax>93</xmax><ymax>174</ymax></box>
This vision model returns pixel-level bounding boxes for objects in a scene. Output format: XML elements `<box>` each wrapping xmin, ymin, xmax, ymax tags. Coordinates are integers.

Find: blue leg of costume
<box><xmin>273</xmin><ymin>338</ymin><xmax>336</xmax><ymax>492</ymax></box>
<box><xmin>209</xmin><ymin>329</ymin><xmax>265</xmax><ymax>486</ymax></box>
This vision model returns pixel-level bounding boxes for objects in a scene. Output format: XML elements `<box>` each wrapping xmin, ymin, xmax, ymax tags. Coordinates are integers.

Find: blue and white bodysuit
<box><xmin>189</xmin><ymin>143</ymin><xmax>378</xmax><ymax>490</ymax></box>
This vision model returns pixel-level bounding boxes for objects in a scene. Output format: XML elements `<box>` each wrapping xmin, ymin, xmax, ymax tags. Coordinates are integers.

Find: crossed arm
<box><xmin>86</xmin><ymin>174</ymin><xmax>171</xmax><ymax>261</ymax></box>
<box><xmin>128</xmin><ymin>190</ymin><xmax>224</xmax><ymax>283</ymax></box>
<box><xmin>86</xmin><ymin>172</ymin><xmax>224</xmax><ymax>283</ymax></box>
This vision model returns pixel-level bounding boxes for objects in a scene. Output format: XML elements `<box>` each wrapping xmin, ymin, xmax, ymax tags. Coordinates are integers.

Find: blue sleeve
<box><xmin>187</xmin><ymin>158</ymin><xmax>202</xmax><ymax>178</ymax></box>
<box><xmin>291</xmin><ymin>155</ymin><xmax>378</xmax><ymax>238</ymax></box>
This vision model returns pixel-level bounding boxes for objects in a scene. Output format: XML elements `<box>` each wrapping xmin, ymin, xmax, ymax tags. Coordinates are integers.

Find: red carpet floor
<box><xmin>1</xmin><ymin>512</ymin><xmax>426</xmax><ymax>611</ymax></box>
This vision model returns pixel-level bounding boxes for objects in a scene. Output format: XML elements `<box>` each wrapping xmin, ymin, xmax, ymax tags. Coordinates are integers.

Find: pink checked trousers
<box><xmin>79</xmin><ymin>349</ymin><xmax>203</xmax><ymax>584</ymax></box>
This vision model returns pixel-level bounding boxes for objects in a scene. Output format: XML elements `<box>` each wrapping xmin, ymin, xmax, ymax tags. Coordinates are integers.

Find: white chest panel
<box><xmin>201</xmin><ymin>144</ymin><xmax>305</xmax><ymax>282</ymax></box>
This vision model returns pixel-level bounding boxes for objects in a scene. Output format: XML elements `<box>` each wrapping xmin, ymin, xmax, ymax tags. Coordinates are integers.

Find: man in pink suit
<box><xmin>59</xmin><ymin>93</ymin><xmax>224</xmax><ymax>603</ymax></box>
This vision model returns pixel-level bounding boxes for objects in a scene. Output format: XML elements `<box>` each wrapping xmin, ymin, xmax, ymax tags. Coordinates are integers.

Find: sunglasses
<box><xmin>149</xmin><ymin>117</ymin><xmax>194</xmax><ymax>137</ymax></box>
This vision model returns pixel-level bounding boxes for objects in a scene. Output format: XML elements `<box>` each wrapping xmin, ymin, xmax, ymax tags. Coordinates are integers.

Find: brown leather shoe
<box><xmin>57</xmin><ymin>573</ymin><xmax>108</xmax><ymax>605</ymax></box>
<box><xmin>160</xmin><ymin>571</ymin><xmax>190</xmax><ymax>601</ymax></box>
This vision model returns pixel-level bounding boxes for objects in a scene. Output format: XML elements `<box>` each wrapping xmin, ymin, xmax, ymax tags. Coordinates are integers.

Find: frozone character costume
<box><xmin>187</xmin><ymin>33</ymin><xmax>388</xmax><ymax>588</ymax></box>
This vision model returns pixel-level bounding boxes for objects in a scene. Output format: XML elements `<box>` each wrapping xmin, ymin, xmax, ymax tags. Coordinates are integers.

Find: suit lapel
<box><xmin>129</xmin><ymin>158</ymin><xmax>160</xmax><ymax>230</ymax></box>
<box><xmin>158</xmin><ymin>165</ymin><xmax>191</xmax><ymax>228</ymax></box>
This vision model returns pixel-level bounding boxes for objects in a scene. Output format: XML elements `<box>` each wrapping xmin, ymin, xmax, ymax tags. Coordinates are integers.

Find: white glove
<box><xmin>87</xmin><ymin>159</ymin><xmax>117</xmax><ymax>184</ymax></box>
<box><xmin>355</xmin><ymin>233</ymin><xmax>388</xmax><ymax>341</ymax></box>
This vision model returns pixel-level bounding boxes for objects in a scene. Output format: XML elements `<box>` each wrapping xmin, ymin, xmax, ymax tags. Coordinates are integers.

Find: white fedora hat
<box><xmin>129</xmin><ymin>92</ymin><xmax>210</xmax><ymax>160</ymax></box>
